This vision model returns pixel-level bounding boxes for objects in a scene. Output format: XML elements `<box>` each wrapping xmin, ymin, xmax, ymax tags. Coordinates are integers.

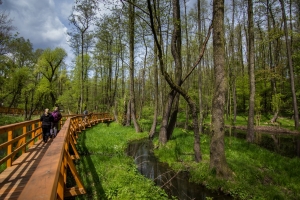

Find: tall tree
<box><xmin>279</xmin><ymin>0</ymin><xmax>299</xmax><ymax>129</ymax></box>
<box><xmin>147</xmin><ymin>0</ymin><xmax>212</xmax><ymax>162</ymax></box>
<box><xmin>69</xmin><ymin>0</ymin><xmax>96</xmax><ymax>114</ymax></box>
<box><xmin>246</xmin><ymin>0</ymin><xmax>255</xmax><ymax>142</ymax></box>
<box><xmin>197</xmin><ymin>0</ymin><xmax>204</xmax><ymax>135</ymax></box>
<box><xmin>164</xmin><ymin>0</ymin><xmax>182</xmax><ymax>141</ymax></box>
<box><xmin>210</xmin><ymin>0</ymin><xmax>232</xmax><ymax>179</ymax></box>
<box><xmin>128</xmin><ymin>0</ymin><xmax>141</xmax><ymax>132</ymax></box>
<box><xmin>148</xmin><ymin>0</ymin><xmax>159</xmax><ymax>137</ymax></box>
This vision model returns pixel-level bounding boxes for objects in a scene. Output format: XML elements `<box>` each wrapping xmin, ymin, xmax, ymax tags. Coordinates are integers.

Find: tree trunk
<box><xmin>197</xmin><ymin>0</ymin><xmax>204</xmax><ymax>134</ymax></box>
<box><xmin>159</xmin><ymin>90</ymin><xmax>176</xmax><ymax>144</ymax></box>
<box><xmin>270</xmin><ymin>111</ymin><xmax>278</xmax><ymax>123</ymax></box>
<box><xmin>183</xmin><ymin>0</ymin><xmax>191</xmax><ymax>130</ymax></box>
<box><xmin>160</xmin><ymin>0</ymin><xmax>183</xmax><ymax>142</ymax></box>
<box><xmin>247</xmin><ymin>0</ymin><xmax>255</xmax><ymax>143</ymax></box>
<box><xmin>167</xmin><ymin>93</ymin><xmax>180</xmax><ymax>140</ymax></box>
<box><xmin>149</xmin><ymin>41</ymin><xmax>159</xmax><ymax>138</ymax></box>
<box><xmin>125</xmin><ymin>99</ymin><xmax>131</xmax><ymax>126</ymax></box>
<box><xmin>159</xmin><ymin>0</ymin><xmax>183</xmax><ymax>144</ymax></box>
<box><xmin>147</xmin><ymin>0</ymin><xmax>205</xmax><ymax>162</ymax></box>
<box><xmin>279</xmin><ymin>0</ymin><xmax>299</xmax><ymax>129</ymax></box>
<box><xmin>128</xmin><ymin>0</ymin><xmax>141</xmax><ymax>132</ymax></box>
<box><xmin>231</xmin><ymin>0</ymin><xmax>237</xmax><ymax>123</ymax></box>
<box><xmin>80</xmin><ymin>33</ymin><xmax>84</xmax><ymax>114</ymax></box>
<box><xmin>210</xmin><ymin>0</ymin><xmax>232</xmax><ymax>179</ymax></box>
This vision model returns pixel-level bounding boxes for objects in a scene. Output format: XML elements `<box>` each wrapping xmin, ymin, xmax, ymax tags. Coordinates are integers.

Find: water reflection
<box><xmin>226</xmin><ymin>129</ymin><xmax>300</xmax><ymax>158</ymax></box>
<box><xmin>127</xmin><ymin>139</ymin><xmax>232</xmax><ymax>200</ymax></box>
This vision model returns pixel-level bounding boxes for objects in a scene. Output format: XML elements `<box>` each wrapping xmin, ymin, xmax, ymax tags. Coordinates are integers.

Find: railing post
<box><xmin>7</xmin><ymin>130</ymin><xmax>12</xmax><ymax>167</ymax></box>
<box><xmin>30</xmin><ymin>123</ymin><xmax>35</xmax><ymax>147</ymax></box>
<box><xmin>39</xmin><ymin>121</ymin><xmax>42</xmax><ymax>140</ymax></box>
<box><xmin>22</xmin><ymin>125</ymin><xmax>26</xmax><ymax>154</ymax></box>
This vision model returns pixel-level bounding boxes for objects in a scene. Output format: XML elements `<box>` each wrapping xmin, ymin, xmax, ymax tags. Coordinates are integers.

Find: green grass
<box><xmin>74</xmin><ymin>122</ymin><xmax>170</xmax><ymax>200</ymax></box>
<box><xmin>219</xmin><ymin>114</ymin><xmax>295</xmax><ymax>131</ymax></box>
<box><xmin>0</xmin><ymin>115</ymin><xmax>25</xmax><ymax>126</ymax></box>
<box><xmin>0</xmin><ymin>114</ymin><xmax>40</xmax><ymax>126</ymax></box>
<box><xmin>152</xmin><ymin>128</ymin><xmax>300</xmax><ymax>200</ymax></box>
<box><xmin>2</xmin><ymin>115</ymin><xmax>299</xmax><ymax>199</ymax></box>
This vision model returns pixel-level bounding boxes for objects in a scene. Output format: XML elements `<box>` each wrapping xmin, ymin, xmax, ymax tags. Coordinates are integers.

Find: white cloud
<box><xmin>0</xmin><ymin>0</ymin><xmax>75</xmax><ymax>66</ymax></box>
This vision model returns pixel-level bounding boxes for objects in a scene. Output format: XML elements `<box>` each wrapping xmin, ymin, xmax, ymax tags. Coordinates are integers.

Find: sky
<box><xmin>0</xmin><ymin>0</ymin><xmax>75</xmax><ymax>65</ymax></box>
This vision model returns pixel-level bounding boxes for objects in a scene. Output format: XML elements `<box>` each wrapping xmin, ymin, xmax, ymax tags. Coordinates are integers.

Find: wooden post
<box><xmin>7</xmin><ymin>130</ymin><xmax>12</xmax><ymax>167</ymax></box>
<box><xmin>22</xmin><ymin>125</ymin><xmax>26</xmax><ymax>154</ymax></box>
<box><xmin>30</xmin><ymin>123</ymin><xmax>35</xmax><ymax>147</ymax></box>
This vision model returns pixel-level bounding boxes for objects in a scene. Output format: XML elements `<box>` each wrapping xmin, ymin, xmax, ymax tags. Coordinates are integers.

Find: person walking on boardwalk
<box><xmin>51</xmin><ymin>106</ymin><xmax>62</xmax><ymax>138</ymax></box>
<box><xmin>40</xmin><ymin>108</ymin><xmax>54</xmax><ymax>143</ymax></box>
<box><xmin>83</xmin><ymin>107</ymin><xmax>88</xmax><ymax>122</ymax></box>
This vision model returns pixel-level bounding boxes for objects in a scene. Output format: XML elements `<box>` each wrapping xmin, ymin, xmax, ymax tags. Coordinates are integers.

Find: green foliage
<box><xmin>153</xmin><ymin>128</ymin><xmax>300</xmax><ymax>200</ymax></box>
<box><xmin>138</xmin><ymin>118</ymin><xmax>153</xmax><ymax>132</ymax></box>
<box><xmin>34</xmin><ymin>47</ymin><xmax>67</xmax><ymax>108</ymax></box>
<box><xmin>271</xmin><ymin>93</ymin><xmax>282</xmax><ymax>112</ymax></box>
<box><xmin>0</xmin><ymin>115</ymin><xmax>26</xmax><ymax>126</ymax></box>
<box><xmin>235</xmin><ymin>74</ymin><xmax>249</xmax><ymax>111</ymax></box>
<box><xmin>56</xmin><ymin>75</ymin><xmax>79</xmax><ymax>113</ymax></box>
<box><xmin>140</xmin><ymin>106</ymin><xmax>154</xmax><ymax>120</ymax></box>
<box><xmin>75</xmin><ymin>122</ymin><xmax>169</xmax><ymax>200</ymax></box>
<box><xmin>222</xmin><ymin>114</ymin><xmax>295</xmax><ymax>130</ymax></box>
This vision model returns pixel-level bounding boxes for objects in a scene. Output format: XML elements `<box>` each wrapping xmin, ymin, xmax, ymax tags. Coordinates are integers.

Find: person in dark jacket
<box><xmin>50</xmin><ymin>106</ymin><xmax>62</xmax><ymax>138</ymax></box>
<box><xmin>40</xmin><ymin>108</ymin><xmax>54</xmax><ymax>143</ymax></box>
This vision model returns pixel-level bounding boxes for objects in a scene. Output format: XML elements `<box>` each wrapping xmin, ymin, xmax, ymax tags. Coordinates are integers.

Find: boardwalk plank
<box><xmin>0</xmin><ymin>138</ymin><xmax>58</xmax><ymax>200</ymax></box>
<box><xmin>0</xmin><ymin>115</ymin><xmax>112</xmax><ymax>200</ymax></box>
<box><xmin>17</xmin><ymin>128</ymin><xmax>67</xmax><ymax>200</ymax></box>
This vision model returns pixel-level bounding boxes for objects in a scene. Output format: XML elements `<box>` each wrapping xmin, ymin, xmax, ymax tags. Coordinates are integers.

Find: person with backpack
<box><xmin>51</xmin><ymin>106</ymin><xmax>62</xmax><ymax>138</ymax></box>
<box><xmin>40</xmin><ymin>108</ymin><xmax>54</xmax><ymax>143</ymax></box>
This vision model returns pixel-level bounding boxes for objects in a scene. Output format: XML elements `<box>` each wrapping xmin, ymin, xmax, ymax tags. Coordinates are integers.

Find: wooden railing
<box><xmin>0</xmin><ymin>113</ymin><xmax>114</xmax><ymax>199</ymax></box>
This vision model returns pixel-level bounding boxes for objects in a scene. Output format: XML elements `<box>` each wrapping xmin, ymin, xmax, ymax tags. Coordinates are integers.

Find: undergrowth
<box><xmin>152</xmin><ymin>128</ymin><xmax>300</xmax><ymax>200</ymax></box>
<box><xmin>0</xmin><ymin>114</ymin><xmax>40</xmax><ymax>126</ymax></box>
<box><xmin>74</xmin><ymin>122</ymin><xmax>170</xmax><ymax>200</ymax></box>
<box><xmin>0</xmin><ymin>115</ymin><xmax>25</xmax><ymax>126</ymax></box>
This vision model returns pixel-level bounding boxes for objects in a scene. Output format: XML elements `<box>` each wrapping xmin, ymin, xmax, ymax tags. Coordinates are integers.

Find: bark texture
<box><xmin>210</xmin><ymin>0</ymin><xmax>232</xmax><ymax>179</ymax></box>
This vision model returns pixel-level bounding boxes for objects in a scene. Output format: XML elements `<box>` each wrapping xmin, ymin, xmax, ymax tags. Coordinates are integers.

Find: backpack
<box><xmin>52</xmin><ymin>111</ymin><xmax>60</xmax><ymax>122</ymax></box>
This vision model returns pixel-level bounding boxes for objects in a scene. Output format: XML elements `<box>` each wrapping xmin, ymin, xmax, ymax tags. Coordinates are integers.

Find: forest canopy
<box><xmin>0</xmin><ymin>0</ymin><xmax>299</xmax><ymax>129</ymax></box>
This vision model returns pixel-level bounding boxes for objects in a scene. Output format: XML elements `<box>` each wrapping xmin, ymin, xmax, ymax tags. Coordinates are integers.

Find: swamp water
<box><xmin>127</xmin><ymin>139</ymin><xmax>232</xmax><ymax>200</ymax></box>
<box><xmin>126</xmin><ymin>130</ymin><xmax>300</xmax><ymax>200</ymax></box>
<box><xmin>227</xmin><ymin>129</ymin><xmax>300</xmax><ymax>158</ymax></box>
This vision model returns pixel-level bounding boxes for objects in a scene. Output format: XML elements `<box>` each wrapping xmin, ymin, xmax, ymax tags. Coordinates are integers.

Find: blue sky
<box><xmin>0</xmin><ymin>0</ymin><xmax>74</xmax><ymax>65</ymax></box>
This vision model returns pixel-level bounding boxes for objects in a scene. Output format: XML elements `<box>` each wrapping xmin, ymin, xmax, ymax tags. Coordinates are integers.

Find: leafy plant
<box><xmin>75</xmin><ymin>122</ymin><xmax>170</xmax><ymax>200</ymax></box>
<box><xmin>153</xmin><ymin>127</ymin><xmax>300</xmax><ymax>200</ymax></box>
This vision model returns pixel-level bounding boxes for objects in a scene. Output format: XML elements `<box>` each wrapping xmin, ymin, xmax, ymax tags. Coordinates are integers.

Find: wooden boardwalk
<box><xmin>0</xmin><ymin>113</ymin><xmax>113</xmax><ymax>200</ymax></box>
<box><xmin>0</xmin><ymin>140</ymin><xmax>48</xmax><ymax>199</ymax></box>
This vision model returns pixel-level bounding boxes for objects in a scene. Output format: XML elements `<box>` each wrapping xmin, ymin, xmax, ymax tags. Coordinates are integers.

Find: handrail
<box><xmin>0</xmin><ymin>113</ymin><xmax>113</xmax><ymax>169</ymax></box>
<box><xmin>0</xmin><ymin>113</ymin><xmax>114</xmax><ymax>199</ymax></box>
